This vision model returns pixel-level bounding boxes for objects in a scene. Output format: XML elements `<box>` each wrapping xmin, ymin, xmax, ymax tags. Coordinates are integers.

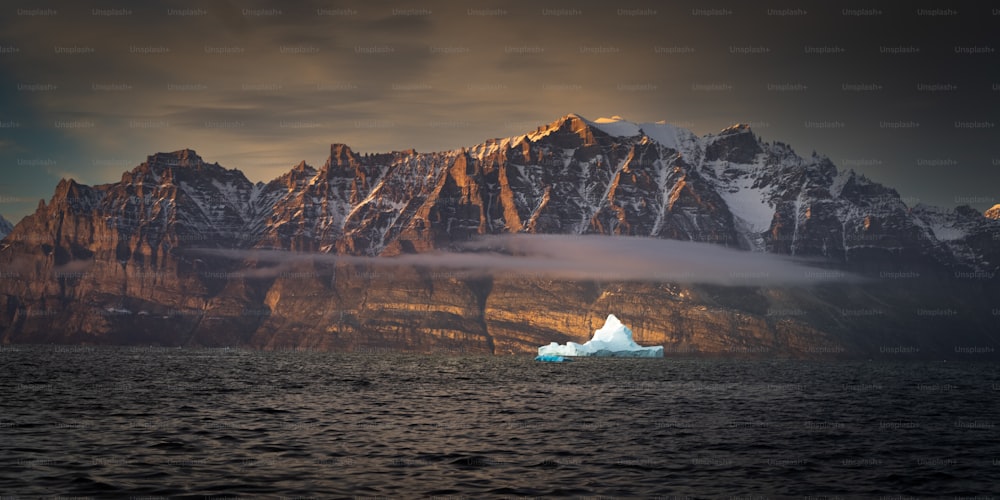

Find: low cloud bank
<box><xmin>186</xmin><ymin>234</ymin><xmax>856</xmax><ymax>286</ymax></box>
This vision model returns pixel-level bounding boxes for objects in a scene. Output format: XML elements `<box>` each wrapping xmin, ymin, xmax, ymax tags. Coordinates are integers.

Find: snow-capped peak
<box><xmin>637</xmin><ymin>121</ymin><xmax>694</xmax><ymax>153</ymax></box>
<box><xmin>588</xmin><ymin>115</ymin><xmax>642</xmax><ymax>138</ymax></box>
<box><xmin>521</xmin><ymin>113</ymin><xmax>587</xmax><ymax>142</ymax></box>
<box><xmin>593</xmin><ymin>115</ymin><xmax>626</xmax><ymax>124</ymax></box>
<box><xmin>583</xmin><ymin>115</ymin><xmax>696</xmax><ymax>154</ymax></box>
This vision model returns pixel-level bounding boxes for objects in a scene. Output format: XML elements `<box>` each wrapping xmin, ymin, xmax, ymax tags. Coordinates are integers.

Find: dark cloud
<box><xmin>0</xmin><ymin>0</ymin><xmax>996</xmax><ymax>223</ymax></box>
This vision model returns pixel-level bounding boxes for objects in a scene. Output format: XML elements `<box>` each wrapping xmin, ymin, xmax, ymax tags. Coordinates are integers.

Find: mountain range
<box><xmin>1</xmin><ymin>114</ymin><xmax>997</xmax><ymax>357</ymax></box>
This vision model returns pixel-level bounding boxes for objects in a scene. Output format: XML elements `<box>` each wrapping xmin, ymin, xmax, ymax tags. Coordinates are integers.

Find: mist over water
<box><xmin>1</xmin><ymin>346</ymin><xmax>998</xmax><ymax>497</ymax></box>
<box><xmin>190</xmin><ymin>233</ymin><xmax>858</xmax><ymax>286</ymax></box>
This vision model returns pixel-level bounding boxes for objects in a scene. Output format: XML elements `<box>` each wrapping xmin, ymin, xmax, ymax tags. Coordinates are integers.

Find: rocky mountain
<box><xmin>0</xmin><ymin>114</ymin><xmax>997</xmax><ymax>358</ymax></box>
<box><xmin>0</xmin><ymin>214</ymin><xmax>12</xmax><ymax>240</ymax></box>
<box><xmin>985</xmin><ymin>204</ymin><xmax>1000</xmax><ymax>221</ymax></box>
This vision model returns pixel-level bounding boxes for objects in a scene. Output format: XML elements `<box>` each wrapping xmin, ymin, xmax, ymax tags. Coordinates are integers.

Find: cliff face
<box><xmin>0</xmin><ymin>115</ymin><xmax>997</xmax><ymax>358</ymax></box>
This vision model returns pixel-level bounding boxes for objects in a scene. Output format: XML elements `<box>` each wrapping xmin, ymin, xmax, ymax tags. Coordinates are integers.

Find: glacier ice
<box><xmin>538</xmin><ymin>314</ymin><xmax>664</xmax><ymax>358</ymax></box>
<box><xmin>534</xmin><ymin>354</ymin><xmax>570</xmax><ymax>363</ymax></box>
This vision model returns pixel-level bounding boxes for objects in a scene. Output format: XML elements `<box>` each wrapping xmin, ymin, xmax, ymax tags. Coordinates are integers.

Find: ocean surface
<box><xmin>1</xmin><ymin>346</ymin><xmax>998</xmax><ymax>499</ymax></box>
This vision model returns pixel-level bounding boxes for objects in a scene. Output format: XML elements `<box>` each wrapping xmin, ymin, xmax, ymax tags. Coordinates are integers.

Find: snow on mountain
<box><xmin>18</xmin><ymin>114</ymin><xmax>996</xmax><ymax>273</ymax></box>
<box><xmin>715</xmin><ymin>173</ymin><xmax>775</xmax><ymax>234</ymax></box>
<box><xmin>587</xmin><ymin>115</ymin><xmax>697</xmax><ymax>156</ymax></box>
<box><xmin>912</xmin><ymin>204</ymin><xmax>970</xmax><ymax>242</ymax></box>
<box><xmin>640</xmin><ymin>121</ymin><xmax>700</xmax><ymax>156</ymax></box>
<box><xmin>3</xmin><ymin>113</ymin><xmax>999</xmax><ymax>357</ymax></box>
<box><xmin>910</xmin><ymin>204</ymin><xmax>1000</xmax><ymax>269</ymax></box>
<box><xmin>590</xmin><ymin>115</ymin><xmax>642</xmax><ymax>137</ymax></box>
<box><xmin>590</xmin><ymin>119</ymin><xmax>775</xmax><ymax>248</ymax></box>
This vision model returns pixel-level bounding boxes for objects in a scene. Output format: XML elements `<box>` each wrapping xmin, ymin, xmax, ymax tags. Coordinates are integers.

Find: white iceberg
<box><xmin>538</xmin><ymin>314</ymin><xmax>664</xmax><ymax>358</ymax></box>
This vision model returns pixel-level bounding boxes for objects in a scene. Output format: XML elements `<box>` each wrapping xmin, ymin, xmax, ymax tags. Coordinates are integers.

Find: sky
<box><xmin>0</xmin><ymin>0</ymin><xmax>997</xmax><ymax>223</ymax></box>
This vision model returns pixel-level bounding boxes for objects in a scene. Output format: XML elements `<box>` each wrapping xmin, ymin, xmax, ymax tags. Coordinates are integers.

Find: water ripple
<box><xmin>1</xmin><ymin>347</ymin><xmax>998</xmax><ymax>497</ymax></box>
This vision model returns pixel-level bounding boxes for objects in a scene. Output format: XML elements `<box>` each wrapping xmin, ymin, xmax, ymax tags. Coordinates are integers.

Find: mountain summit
<box><xmin>0</xmin><ymin>115</ymin><xmax>997</xmax><ymax>356</ymax></box>
<box><xmin>985</xmin><ymin>204</ymin><xmax>1000</xmax><ymax>220</ymax></box>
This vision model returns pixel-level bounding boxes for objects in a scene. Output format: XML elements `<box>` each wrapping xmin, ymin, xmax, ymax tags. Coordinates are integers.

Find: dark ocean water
<box><xmin>0</xmin><ymin>345</ymin><xmax>998</xmax><ymax>499</ymax></box>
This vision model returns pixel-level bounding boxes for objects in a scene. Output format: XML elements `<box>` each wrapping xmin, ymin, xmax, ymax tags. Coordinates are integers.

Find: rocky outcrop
<box><xmin>0</xmin><ymin>115</ymin><xmax>997</xmax><ymax>358</ymax></box>
<box><xmin>984</xmin><ymin>204</ymin><xmax>1000</xmax><ymax>221</ymax></box>
<box><xmin>0</xmin><ymin>214</ymin><xmax>12</xmax><ymax>240</ymax></box>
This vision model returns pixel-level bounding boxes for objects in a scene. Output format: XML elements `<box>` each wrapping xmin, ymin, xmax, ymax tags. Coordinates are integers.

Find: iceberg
<box><xmin>534</xmin><ymin>354</ymin><xmax>571</xmax><ymax>363</ymax></box>
<box><xmin>538</xmin><ymin>314</ymin><xmax>664</xmax><ymax>358</ymax></box>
